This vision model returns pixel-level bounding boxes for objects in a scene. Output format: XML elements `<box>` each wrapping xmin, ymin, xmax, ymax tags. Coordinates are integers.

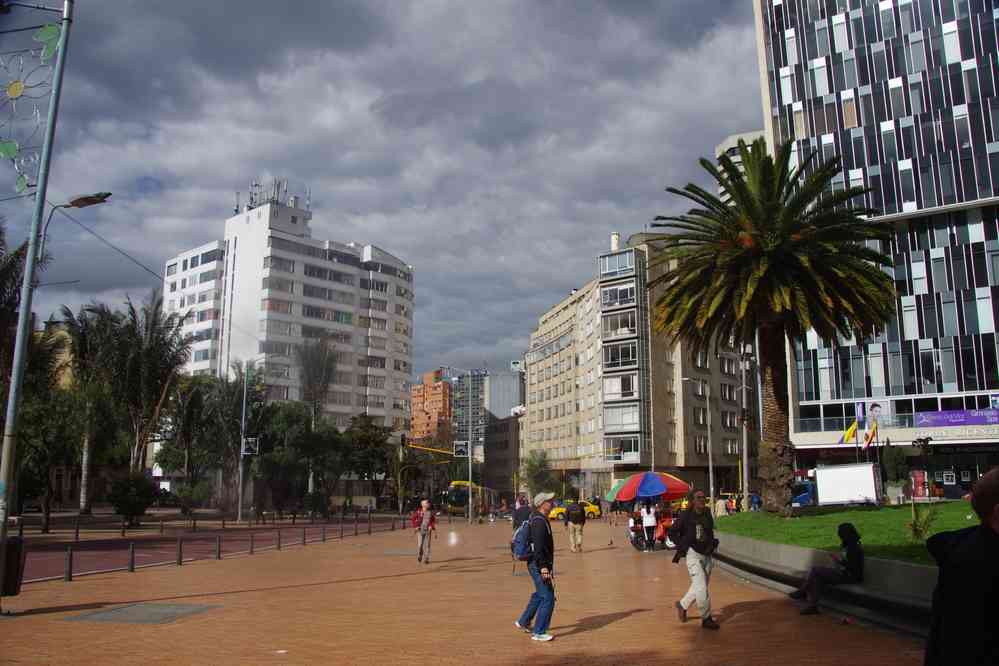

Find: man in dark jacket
<box><xmin>566</xmin><ymin>500</ymin><xmax>586</xmax><ymax>553</ymax></box>
<box><xmin>515</xmin><ymin>491</ymin><xmax>556</xmax><ymax>642</ymax></box>
<box><xmin>512</xmin><ymin>495</ymin><xmax>531</xmax><ymax>531</ymax></box>
<box><xmin>925</xmin><ymin>467</ymin><xmax>999</xmax><ymax>665</ymax></box>
<box><xmin>670</xmin><ymin>490</ymin><xmax>720</xmax><ymax>630</ymax></box>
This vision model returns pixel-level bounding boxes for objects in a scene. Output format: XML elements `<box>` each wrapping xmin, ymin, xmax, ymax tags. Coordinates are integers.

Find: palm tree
<box><xmin>294</xmin><ymin>334</ymin><xmax>337</xmax><ymax>492</ymax></box>
<box><xmin>162</xmin><ymin>375</ymin><xmax>214</xmax><ymax>484</ymax></box>
<box><xmin>520</xmin><ymin>450</ymin><xmax>558</xmax><ymax>497</ymax></box>
<box><xmin>92</xmin><ymin>290</ymin><xmax>191</xmax><ymax>473</ymax></box>
<box><xmin>59</xmin><ymin>305</ymin><xmax>114</xmax><ymax>514</ymax></box>
<box><xmin>647</xmin><ymin>139</ymin><xmax>896</xmax><ymax>512</ymax></box>
<box><xmin>0</xmin><ymin>214</ymin><xmax>31</xmax><ymax>383</ymax></box>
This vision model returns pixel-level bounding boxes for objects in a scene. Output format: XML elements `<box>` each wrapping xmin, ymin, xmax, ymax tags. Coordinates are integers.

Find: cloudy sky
<box><xmin>0</xmin><ymin>1</ymin><xmax>763</xmax><ymax>375</ymax></box>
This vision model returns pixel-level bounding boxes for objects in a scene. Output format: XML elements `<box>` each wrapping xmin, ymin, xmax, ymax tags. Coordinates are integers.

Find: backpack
<box><xmin>567</xmin><ymin>503</ymin><xmax>584</xmax><ymax>523</ymax></box>
<box><xmin>511</xmin><ymin>515</ymin><xmax>541</xmax><ymax>561</ymax></box>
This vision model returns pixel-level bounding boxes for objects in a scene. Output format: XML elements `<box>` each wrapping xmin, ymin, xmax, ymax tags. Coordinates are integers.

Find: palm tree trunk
<box><xmin>78</xmin><ymin>428</ymin><xmax>92</xmax><ymax>514</ymax></box>
<box><xmin>757</xmin><ymin>321</ymin><xmax>794</xmax><ymax>514</ymax></box>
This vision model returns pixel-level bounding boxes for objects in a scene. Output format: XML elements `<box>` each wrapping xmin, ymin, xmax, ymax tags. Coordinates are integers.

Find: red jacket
<box><xmin>410</xmin><ymin>509</ymin><xmax>437</xmax><ymax>530</ymax></box>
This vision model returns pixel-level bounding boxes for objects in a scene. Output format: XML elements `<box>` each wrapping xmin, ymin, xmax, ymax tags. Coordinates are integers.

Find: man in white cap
<box><xmin>515</xmin><ymin>491</ymin><xmax>556</xmax><ymax>642</ymax></box>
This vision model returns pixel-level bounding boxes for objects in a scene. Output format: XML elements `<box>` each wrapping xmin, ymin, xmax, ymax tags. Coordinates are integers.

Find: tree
<box><xmin>108</xmin><ymin>475</ymin><xmax>158</xmax><ymax>527</ymax></box>
<box><xmin>647</xmin><ymin>139</ymin><xmax>895</xmax><ymax>513</ymax></box>
<box><xmin>0</xmin><ymin>214</ymin><xmax>31</xmax><ymax>383</ymax></box>
<box><xmin>300</xmin><ymin>419</ymin><xmax>350</xmax><ymax>516</ymax></box>
<box><xmin>257</xmin><ymin>401</ymin><xmax>311</xmax><ymax>515</ymax></box>
<box><xmin>385</xmin><ymin>442</ymin><xmax>429</xmax><ymax>514</ymax></box>
<box><xmin>16</xmin><ymin>328</ymin><xmax>78</xmax><ymax>533</ymax></box>
<box><xmin>92</xmin><ymin>291</ymin><xmax>191</xmax><ymax>473</ymax></box>
<box><xmin>207</xmin><ymin>362</ymin><xmax>265</xmax><ymax>512</ymax></box>
<box><xmin>294</xmin><ymin>334</ymin><xmax>337</xmax><ymax>491</ymax></box>
<box><xmin>156</xmin><ymin>375</ymin><xmax>217</xmax><ymax>486</ymax></box>
<box><xmin>60</xmin><ymin>304</ymin><xmax>115</xmax><ymax>513</ymax></box>
<box><xmin>520</xmin><ymin>450</ymin><xmax>558</xmax><ymax>498</ymax></box>
<box><xmin>344</xmin><ymin>414</ymin><xmax>392</xmax><ymax>503</ymax></box>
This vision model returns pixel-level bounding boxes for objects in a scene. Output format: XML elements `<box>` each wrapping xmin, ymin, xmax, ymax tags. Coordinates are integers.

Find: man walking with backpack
<box><xmin>513</xmin><ymin>492</ymin><xmax>556</xmax><ymax>642</ymax></box>
<box><xmin>566</xmin><ymin>500</ymin><xmax>586</xmax><ymax>553</ymax></box>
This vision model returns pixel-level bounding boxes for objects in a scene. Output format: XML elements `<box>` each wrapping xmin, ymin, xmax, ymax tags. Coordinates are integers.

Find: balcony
<box><xmin>603</xmin><ymin>449</ymin><xmax>641</xmax><ymax>464</ymax></box>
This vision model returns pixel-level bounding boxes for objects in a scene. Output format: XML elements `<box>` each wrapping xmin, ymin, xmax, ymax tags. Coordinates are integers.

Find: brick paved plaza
<box><xmin>0</xmin><ymin>520</ymin><xmax>925</xmax><ymax>665</ymax></box>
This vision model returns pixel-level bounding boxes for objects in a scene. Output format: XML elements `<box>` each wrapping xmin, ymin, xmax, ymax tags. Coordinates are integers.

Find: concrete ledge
<box><xmin>715</xmin><ymin>532</ymin><xmax>936</xmax><ymax>628</ymax></box>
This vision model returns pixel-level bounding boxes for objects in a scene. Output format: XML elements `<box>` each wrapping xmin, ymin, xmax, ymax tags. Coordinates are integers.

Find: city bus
<box><xmin>445</xmin><ymin>480</ymin><xmax>499</xmax><ymax>516</ymax></box>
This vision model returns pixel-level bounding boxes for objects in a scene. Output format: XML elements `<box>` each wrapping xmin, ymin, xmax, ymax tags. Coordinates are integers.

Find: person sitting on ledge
<box><xmin>789</xmin><ymin>522</ymin><xmax>864</xmax><ymax>615</ymax></box>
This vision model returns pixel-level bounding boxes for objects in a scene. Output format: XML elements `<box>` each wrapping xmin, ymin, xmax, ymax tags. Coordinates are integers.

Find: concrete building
<box><xmin>409</xmin><ymin>369</ymin><xmax>452</xmax><ymax>443</ymax></box>
<box><xmin>163</xmin><ymin>241</ymin><xmax>225</xmax><ymax>377</ymax></box>
<box><xmin>715</xmin><ymin>131</ymin><xmax>767</xmax><ymax>167</ymax></box>
<box><xmin>163</xmin><ymin>181</ymin><xmax>414</xmax><ymax>434</ymax></box>
<box><xmin>521</xmin><ymin>234</ymin><xmax>756</xmax><ymax>499</ymax></box>
<box><xmin>754</xmin><ymin>0</ymin><xmax>999</xmax><ymax>494</ymax></box>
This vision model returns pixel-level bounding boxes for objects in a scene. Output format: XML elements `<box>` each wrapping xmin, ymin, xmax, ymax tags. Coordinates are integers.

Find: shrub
<box><xmin>175</xmin><ymin>481</ymin><xmax>213</xmax><ymax>517</ymax></box>
<box><xmin>109</xmin><ymin>475</ymin><xmax>158</xmax><ymax>526</ymax></box>
<box><xmin>907</xmin><ymin>503</ymin><xmax>938</xmax><ymax>543</ymax></box>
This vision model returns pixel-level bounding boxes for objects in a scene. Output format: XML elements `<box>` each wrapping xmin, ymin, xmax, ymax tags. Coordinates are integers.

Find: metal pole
<box><xmin>0</xmin><ymin>0</ymin><xmax>74</xmax><ymax>604</ymax></box>
<box><xmin>706</xmin><ymin>382</ymin><xmax>715</xmax><ymax>511</ymax></box>
<box><xmin>128</xmin><ymin>542</ymin><xmax>135</xmax><ymax>572</ymax></box>
<box><xmin>741</xmin><ymin>350</ymin><xmax>751</xmax><ymax>512</ymax></box>
<box><xmin>467</xmin><ymin>370</ymin><xmax>472</xmax><ymax>525</ymax></box>
<box><xmin>301</xmin><ymin>528</ymin><xmax>306</xmax><ymax>546</ymax></box>
<box><xmin>277</xmin><ymin>528</ymin><xmax>282</xmax><ymax>550</ymax></box>
<box><xmin>215</xmin><ymin>535</ymin><xmax>222</xmax><ymax>560</ymax></box>
<box><xmin>63</xmin><ymin>545</ymin><xmax>73</xmax><ymax>582</ymax></box>
<box><xmin>237</xmin><ymin>363</ymin><xmax>249</xmax><ymax>524</ymax></box>
<box><xmin>249</xmin><ymin>531</ymin><xmax>255</xmax><ymax>554</ymax></box>
<box><xmin>176</xmin><ymin>537</ymin><xmax>183</xmax><ymax>566</ymax></box>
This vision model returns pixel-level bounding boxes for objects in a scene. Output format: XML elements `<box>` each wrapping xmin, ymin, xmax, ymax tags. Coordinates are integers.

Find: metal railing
<box><xmin>794</xmin><ymin>414</ymin><xmax>916</xmax><ymax>433</ymax></box>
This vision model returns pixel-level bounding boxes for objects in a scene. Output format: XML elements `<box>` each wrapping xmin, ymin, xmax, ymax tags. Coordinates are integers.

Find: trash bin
<box><xmin>3</xmin><ymin>536</ymin><xmax>26</xmax><ymax>596</ymax></box>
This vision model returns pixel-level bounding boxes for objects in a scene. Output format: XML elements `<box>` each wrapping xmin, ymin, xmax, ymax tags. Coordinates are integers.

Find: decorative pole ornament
<box><xmin>0</xmin><ymin>21</ymin><xmax>62</xmax><ymax>192</ymax></box>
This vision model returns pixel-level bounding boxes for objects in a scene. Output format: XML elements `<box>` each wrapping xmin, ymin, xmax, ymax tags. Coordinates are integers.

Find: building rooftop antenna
<box><xmin>306</xmin><ymin>187</ymin><xmax>311</xmax><ymax>211</ymax></box>
<box><xmin>233</xmin><ymin>191</ymin><xmax>240</xmax><ymax>215</ymax></box>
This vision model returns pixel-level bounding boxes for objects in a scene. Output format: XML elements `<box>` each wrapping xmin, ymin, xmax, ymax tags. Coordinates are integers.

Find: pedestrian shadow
<box><xmin>715</xmin><ymin>599</ymin><xmax>782</xmax><ymax>625</ymax></box>
<box><xmin>551</xmin><ymin>608</ymin><xmax>652</xmax><ymax>638</ymax></box>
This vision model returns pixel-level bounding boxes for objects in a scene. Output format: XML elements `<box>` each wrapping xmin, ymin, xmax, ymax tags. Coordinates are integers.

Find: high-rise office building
<box><xmin>754</xmin><ymin>0</ymin><xmax>999</xmax><ymax>490</ymax></box>
<box><xmin>163</xmin><ymin>181</ymin><xmax>414</xmax><ymax>433</ymax></box>
<box><xmin>482</xmin><ymin>369</ymin><xmax>525</xmax><ymax>495</ymax></box>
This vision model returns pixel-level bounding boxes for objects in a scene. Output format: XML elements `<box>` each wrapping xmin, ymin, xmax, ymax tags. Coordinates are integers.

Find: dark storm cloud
<box><xmin>0</xmin><ymin>0</ymin><xmax>764</xmax><ymax>376</ymax></box>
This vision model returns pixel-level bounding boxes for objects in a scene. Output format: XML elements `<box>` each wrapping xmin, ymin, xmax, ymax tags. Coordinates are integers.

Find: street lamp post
<box><xmin>466</xmin><ymin>369</ymin><xmax>472</xmax><ymax>524</ymax></box>
<box><xmin>740</xmin><ymin>345</ymin><xmax>754</xmax><ymax>513</ymax></box>
<box><xmin>0</xmin><ymin>0</ymin><xmax>76</xmax><ymax>611</ymax></box>
<box><xmin>237</xmin><ymin>358</ymin><xmax>263</xmax><ymax>523</ymax></box>
<box><xmin>682</xmin><ymin>377</ymin><xmax>715</xmax><ymax>511</ymax></box>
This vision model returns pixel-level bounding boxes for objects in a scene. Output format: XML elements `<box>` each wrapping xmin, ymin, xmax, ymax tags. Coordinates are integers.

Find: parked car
<box><xmin>548</xmin><ymin>499</ymin><xmax>601</xmax><ymax>521</ymax></box>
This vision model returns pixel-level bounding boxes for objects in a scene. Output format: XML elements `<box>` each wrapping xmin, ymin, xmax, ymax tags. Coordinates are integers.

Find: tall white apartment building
<box><xmin>163</xmin><ymin>240</ymin><xmax>225</xmax><ymax>376</ymax></box>
<box><xmin>163</xmin><ymin>183</ymin><xmax>415</xmax><ymax>433</ymax></box>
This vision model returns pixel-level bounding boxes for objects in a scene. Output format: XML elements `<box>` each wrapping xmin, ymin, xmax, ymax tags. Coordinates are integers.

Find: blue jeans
<box><xmin>518</xmin><ymin>561</ymin><xmax>555</xmax><ymax>635</ymax></box>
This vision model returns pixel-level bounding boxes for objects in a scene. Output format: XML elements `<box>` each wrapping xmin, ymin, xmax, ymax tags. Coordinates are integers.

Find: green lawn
<box><xmin>715</xmin><ymin>501</ymin><xmax>979</xmax><ymax>565</ymax></box>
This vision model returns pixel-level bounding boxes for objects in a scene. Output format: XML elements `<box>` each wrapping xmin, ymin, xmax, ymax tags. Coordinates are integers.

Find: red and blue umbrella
<box><xmin>609</xmin><ymin>471</ymin><xmax>690</xmax><ymax>502</ymax></box>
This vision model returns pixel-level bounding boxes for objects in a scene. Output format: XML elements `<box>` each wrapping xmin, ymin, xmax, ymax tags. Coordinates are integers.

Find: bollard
<box><xmin>353</xmin><ymin>511</ymin><xmax>359</xmax><ymax>536</ymax></box>
<box><xmin>222</xmin><ymin>518</ymin><xmax>226</xmax><ymax>530</ymax></box>
<box><xmin>321</xmin><ymin>526</ymin><xmax>326</xmax><ymax>543</ymax></box>
<box><xmin>192</xmin><ymin>517</ymin><xmax>197</xmax><ymax>532</ymax></box>
<box><xmin>120</xmin><ymin>520</ymin><xmax>126</xmax><ymax>538</ymax></box>
<box><xmin>292</xmin><ymin>513</ymin><xmax>296</xmax><ymax>526</ymax></box>
<box><xmin>277</xmin><ymin>528</ymin><xmax>282</xmax><ymax>551</ymax></box>
<box><xmin>249</xmin><ymin>532</ymin><xmax>255</xmax><ymax>554</ymax></box>
<box><xmin>215</xmin><ymin>535</ymin><xmax>222</xmax><ymax>560</ymax></box>
<box><xmin>448</xmin><ymin>511</ymin><xmax>452</xmax><ymax>525</ymax></box>
<box><xmin>74</xmin><ymin>515</ymin><xmax>80</xmax><ymax>543</ymax></box>
<box><xmin>160</xmin><ymin>518</ymin><xmax>164</xmax><ymax>535</ymax></box>
<box><xmin>64</xmin><ymin>545</ymin><xmax>73</xmax><ymax>582</ymax></box>
<box><xmin>176</xmin><ymin>537</ymin><xmax>183</xmax><ymax>566</ymax></box>
<box><xmin>367</xmin><ymin>506</ymin><xmax>372</xmax><ymax>535</ymax></box>
<box><xmin>391</xmin><ymin>514</ymin><xmax>396</xmax><ymax>531</ymax></box>
<box><xmin>17</xmin><ymin>519</ymin><xmax>23</xmax><ymax>538</ymax></box>
<box><xmin>339</xmin><ymin>512</ymin><xmax>344</xmax><ymax>539</ymax></box>
<box><xmin>301</xmin><ymin>528</ymin><xmax>306</xmax><ymax>546</ymax></box>
<box><xmin>310</xmin><ymin>512</ymin><xmax>315</xmax><ymax>525</ymax></box>
<box><xmin>128</xmin><ymin>542</ymin><xmax>135</xmax><ymax>572</ymax></box>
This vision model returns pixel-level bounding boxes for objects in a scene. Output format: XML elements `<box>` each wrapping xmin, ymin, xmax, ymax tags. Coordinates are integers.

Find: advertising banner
<box><xmin>913</xmin><ymin>409</ymin><xmax>999</xmax><ymax>428</ymax></box>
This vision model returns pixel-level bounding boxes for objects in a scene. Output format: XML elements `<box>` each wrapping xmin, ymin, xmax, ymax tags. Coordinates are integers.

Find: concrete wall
<box><xmin>715</xmin><ymin>530</ymin><xmax>936</xmax><ymax>612</ymax></box>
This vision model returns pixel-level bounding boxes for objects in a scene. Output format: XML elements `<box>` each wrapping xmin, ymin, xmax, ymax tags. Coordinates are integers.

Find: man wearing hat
<box><xmin>515</xmin><ymin>491</ymin><xmax>557</xmax><ymax>642</ymax></box>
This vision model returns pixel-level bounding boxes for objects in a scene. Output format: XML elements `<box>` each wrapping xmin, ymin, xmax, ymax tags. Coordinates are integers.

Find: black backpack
<box><xmin>567</xmin><ymin>503</ymin><xmax>584</xmax><ymax>523</ymax></box>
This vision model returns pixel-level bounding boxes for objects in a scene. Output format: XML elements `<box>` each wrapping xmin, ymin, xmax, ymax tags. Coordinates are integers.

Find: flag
<box><xmin>863</xmin><ymin>421</ymin><xmax>878</xmax><ymax>449</ymax></box>
<box><xmin>838</xmin><ymin>420</ymin><xmax>858</xmax><ymax>444</ymax></box>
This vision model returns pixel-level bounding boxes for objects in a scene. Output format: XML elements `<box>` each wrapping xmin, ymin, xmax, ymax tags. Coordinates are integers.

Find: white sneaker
<box><xmin>514</xmin><ymin>621</ymin><xmax>532</xmax><ymax>633</ymax></box>
<box><xmin>531</xmin><ymin>633</ymin><xmax>554</xmax><ymax>642</ymax></box>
